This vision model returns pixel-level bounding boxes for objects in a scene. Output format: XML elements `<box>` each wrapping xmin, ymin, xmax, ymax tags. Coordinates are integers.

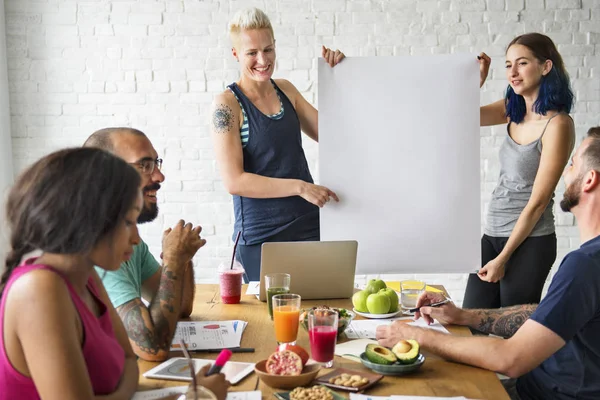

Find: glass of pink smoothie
<box><xmin>218</xmin><ymin>261</ymin><xmax>245</xmax><ymax>304</ymax></box>
<box><xmin>308</xmin><ymin>308</ymin><xmax>338</xmax><ymax>368</ymax></box>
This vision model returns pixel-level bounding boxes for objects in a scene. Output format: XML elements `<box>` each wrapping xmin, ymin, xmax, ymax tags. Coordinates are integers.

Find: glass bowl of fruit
<box><xmin>299</xmin><ymin>306</ymin><xmax>355</xmax><ymax>337</ymax></box>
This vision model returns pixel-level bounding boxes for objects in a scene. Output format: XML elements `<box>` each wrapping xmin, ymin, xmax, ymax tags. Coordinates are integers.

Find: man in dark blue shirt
<box><xmin>376</xmin><ymin>126</ymin><xmax>600</xmax><ymax>400</ymax></box>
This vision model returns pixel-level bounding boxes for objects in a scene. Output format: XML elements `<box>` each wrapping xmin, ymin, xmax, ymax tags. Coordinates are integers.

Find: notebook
<box><xmin>258</xmin><ymin>240</ymin><xmax>358</xmax><ymax>301</ymax></box>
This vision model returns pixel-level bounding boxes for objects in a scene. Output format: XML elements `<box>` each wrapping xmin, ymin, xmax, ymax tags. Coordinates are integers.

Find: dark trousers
<box><xmin>463</xmin><ymin>233</ymin><xmax>557</xmax><ymax>309</ymax></box>
<box><xmin>236</xmin><ymin>226</ymin><xmax>320</xmax><ymax>282</ymax></box>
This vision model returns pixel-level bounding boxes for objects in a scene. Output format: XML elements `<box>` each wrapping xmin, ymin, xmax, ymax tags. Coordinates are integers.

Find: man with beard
<box><xmin>84</xmin><ymin>128</ymin><xmax>205</xmax><ymax>361</ymax></box>
<box><xmin>377</xmin><ymin>126</ymin><xmax>600</xmax><ymax>400</ymax></box>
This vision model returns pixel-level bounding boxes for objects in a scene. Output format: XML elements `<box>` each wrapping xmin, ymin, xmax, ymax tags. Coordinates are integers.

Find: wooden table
<box><xmin>138</xmin><ymin>284</ymin><xmax>509</xmax><ymax>399</ymax></box>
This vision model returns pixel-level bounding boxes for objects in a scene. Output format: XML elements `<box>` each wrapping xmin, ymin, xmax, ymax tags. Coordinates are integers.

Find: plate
<box><xmin>353</xmin><ymin>308</ymin><xmax>403</xmax><ymax>319</ymax></box>
<box><xmin>359</xmin><ymin>352</ymin><xmax>425</xmax><ymax>376</ymax></box>
<box><xmin>314</xmin><ymin>367</ymin><xmax>383</xmax><ymax>392</ymax></box>
<box><xmin>274</xmin><ymin>385</ymin><xmax>345</xmax><ymax>400</ymax></box>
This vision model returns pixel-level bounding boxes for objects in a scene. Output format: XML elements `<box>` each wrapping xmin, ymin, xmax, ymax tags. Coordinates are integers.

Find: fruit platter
<box><xmin>352</xmin><ymin>279</ymin><xmax>401</xmax><ymax>318</ymax></box>
<box><xmin>299</xmin><ymin>306</ymin><xmax>355</xmax><ymax>337</ymax></box>
<box><xmin>360</xmin><ymin>340</ymin><xmax>425</xmax><ymax>376</ymax></box>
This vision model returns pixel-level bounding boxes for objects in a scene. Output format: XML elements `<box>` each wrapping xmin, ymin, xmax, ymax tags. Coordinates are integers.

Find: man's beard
<box><xmin>560</xmin><ymin>175</ymin><xmax>582</xmax><ymax>212</ymax></box>
<box><xmin>137</xmin><ymin>182</ymin><xmax>160</xmax><ymax>224</ymax></box>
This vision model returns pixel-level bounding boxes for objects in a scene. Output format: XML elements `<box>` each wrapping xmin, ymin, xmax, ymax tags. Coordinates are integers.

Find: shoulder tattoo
<box><xmin>212</xmin><ymin>104</ymin><xmax>234</xmax><ymax>134</ymax></box>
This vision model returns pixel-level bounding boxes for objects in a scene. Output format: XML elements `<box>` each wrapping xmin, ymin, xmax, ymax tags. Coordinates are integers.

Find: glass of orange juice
<box><xmin>273</xmin><ymin>294</ymin><xmax>301</xmax><ymax>345</ymax></box>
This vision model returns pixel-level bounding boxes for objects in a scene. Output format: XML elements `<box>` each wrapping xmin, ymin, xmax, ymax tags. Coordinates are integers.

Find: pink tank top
<box><xmin>0</xmin><ymin>262</ymin><xmax>126</xmax><ymax>399</ymax></box>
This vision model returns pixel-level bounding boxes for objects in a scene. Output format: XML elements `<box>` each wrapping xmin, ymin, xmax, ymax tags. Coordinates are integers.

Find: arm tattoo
<box><xmin>154</xmin><ymin>269</ymin><xmax>177</xmax><ymax>315</ymax></box>
<box><xmin>472</xmin><ymin>304</ymin><xmax>537</xmax><ymax>338</ymax></box>
<box><xmin>117</xmin><ymin>300</ymin><xmax>172</xmax><ymax>355</ymax></box>
<box><xmin>212</xmin><ymin>104</ymin><xmax>234</xmax><ymax>134</ymax></box>
<box><xmin>117</xmin><ymin>268</ymin><xmax>183</xmax><ymax>355</ymax></box>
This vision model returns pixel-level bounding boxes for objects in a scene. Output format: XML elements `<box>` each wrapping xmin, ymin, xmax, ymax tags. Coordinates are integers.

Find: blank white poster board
<box><xmin>318</xmin><ymin>55</ymin><xmax>480</xmax><ymax>274</ymax></box>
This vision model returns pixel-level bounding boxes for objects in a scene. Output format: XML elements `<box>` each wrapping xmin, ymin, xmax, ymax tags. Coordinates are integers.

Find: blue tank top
<box><xmin>227</xmin><ymin>80</ymin><xmax>319</xmax><ymax>245</ymax></box>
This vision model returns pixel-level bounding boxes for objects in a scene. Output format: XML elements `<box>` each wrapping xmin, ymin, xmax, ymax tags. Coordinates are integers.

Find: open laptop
<box><xmin>258</xmin><ymin>240</ymin><xmax>358</xmax><ymax>302</ymax></box>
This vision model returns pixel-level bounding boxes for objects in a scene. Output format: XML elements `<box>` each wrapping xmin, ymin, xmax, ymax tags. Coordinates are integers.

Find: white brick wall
<box><xmin>6</xmin><ymin>0</ymin><xmax>600</xmax><ymax>305</ymax></box>
<box><xmin>1</xmin><ymin>2</ymin><xmax>13</xmax><ymax>266</ymax></box>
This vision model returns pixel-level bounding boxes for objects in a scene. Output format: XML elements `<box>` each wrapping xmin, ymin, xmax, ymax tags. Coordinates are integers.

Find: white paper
<box><xmin>227</xmin><ymin>392</ymin><xmax>262</xmax><ymax>400</ymax></box>
<box><xmin>346</xmin><ymin>318</ymin><xmax>448</xmax><ymax>339</ymax></box>
<box><xmin>351</xmin><ymin>395</ymin><xmax>469</xmax><ymax>400</ymax></box>
<box><xmin>131</xmin><ymin>386</ymin><xmax>188</xmax><ymax>400</ymax></box>
<box><xmin>407</xmin><ymin>318</ymin><xmax>450</xmax><ymax>334</ymax></box>
<box><xmin>318</xmin><ymin>55</ymin><xmax>480</xmax><ymax>275</ymax></box>
<box><xmin>132</xmin><ymin>388</ymin><xmax>261</xmax><ymax>400</ymax></box>
<box><xmin>350</xmin><ymin>395</ymin><xmax>390</xmax><ymax>400</ymax></box>
<box><xmin>334</xmin><ymin>338</ymin><xmax>378</xmax><ymax>361</ymax></box>
<box><xmin>345</xmin><ymin>318</ymin><xmax>412</xmax><ymax>339</ymax></box>
<box><xmin>245</xmin><ymin>281</ymin><xmax>260</xmax><ymax>295</ymax></box>
<box><xmin>171</xmin><ymin>321</ymin><xmax>247</xmax><ymax>351</ymax></box>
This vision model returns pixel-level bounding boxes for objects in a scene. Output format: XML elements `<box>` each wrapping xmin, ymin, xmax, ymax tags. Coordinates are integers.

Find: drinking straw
<box><xmin>230</xmin><ymin>231</ymin><xmax>241</xmax><ymax>270</ymax></box>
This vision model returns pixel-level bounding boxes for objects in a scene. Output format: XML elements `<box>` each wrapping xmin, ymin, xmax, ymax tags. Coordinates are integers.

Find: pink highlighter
<box><xmin>206</xmin><ymin>349</ymin><xmax>232</xmax><ymax>376</ymax></box>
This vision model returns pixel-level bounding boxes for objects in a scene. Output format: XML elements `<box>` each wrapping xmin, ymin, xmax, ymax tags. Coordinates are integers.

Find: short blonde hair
<box><xmin>228</xmin><ymin>7</ymin><xmax>274</xmax><ymax>46</ymax></box>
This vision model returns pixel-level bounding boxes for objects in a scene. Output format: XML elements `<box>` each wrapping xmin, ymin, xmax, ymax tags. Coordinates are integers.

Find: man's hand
<box><xmin>414</xmin><ymin>292</ymin><xmax>464</xmax><ymax>326</ymax></box>
<box><xmin>376</xmin><ymin>321</ymin><xmax>422</xmax><ymax>348</ymax></box>
<box><xmin>162</xmin><ymin>220</ymin><xmax>206</xmax><ymax>268</ymax></box>
<box><xmin>193</xmin><ymin>365</ymin><xmax>231</xmax><ymax>400</ymax></box>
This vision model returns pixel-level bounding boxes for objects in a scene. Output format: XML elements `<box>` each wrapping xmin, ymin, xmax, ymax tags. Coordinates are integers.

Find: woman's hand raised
<box><xmin>478</xmin><ymin>52</ymin><xmax>491</xmax><ymax>88</ymax></box>
<box><xmin>322</xmin><ymin>46</ymin><xmax>345</xmax><ymax>68</ymax></box>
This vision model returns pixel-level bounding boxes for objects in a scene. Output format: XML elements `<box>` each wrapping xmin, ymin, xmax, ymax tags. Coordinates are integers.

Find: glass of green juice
<box><xmin>265</xmin><ymin>273</ymin><xmax>291</xmax><ymax>319</ymax></box>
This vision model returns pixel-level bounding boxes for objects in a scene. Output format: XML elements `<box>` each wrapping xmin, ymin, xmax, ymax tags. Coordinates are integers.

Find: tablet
<box><xmin>143</xmin><ymin>357</ymin><xmax>255</xmax><ymax>385</ymax></box>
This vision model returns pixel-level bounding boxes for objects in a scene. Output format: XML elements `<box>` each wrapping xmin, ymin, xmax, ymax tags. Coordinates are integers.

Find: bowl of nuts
<box><xmin>314</xmin><ymin>368</ymin><xmax>383</xmax><ymax>392</ymax></box>
<box><xmin>275</xmin><ymin>385</ymin><xmax>343</xmax><ymax>400</ymax></box>
<box><xmin>299</xmin><ymin>306</ymin><xmax>355</xmax><ymax>337</ymax></box>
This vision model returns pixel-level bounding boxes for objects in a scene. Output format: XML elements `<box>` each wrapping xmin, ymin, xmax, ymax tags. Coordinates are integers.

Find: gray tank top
<box><xmin>485</xmin><ymin>115</ymin><xmax>560</xmax><ymax>237</ymax></box>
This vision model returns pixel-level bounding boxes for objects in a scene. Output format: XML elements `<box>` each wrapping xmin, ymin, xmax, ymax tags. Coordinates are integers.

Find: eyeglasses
<box><xmin>129</xmin><ymin>158</ymin><xmax>163</xmax><ymax>175</ymax></box>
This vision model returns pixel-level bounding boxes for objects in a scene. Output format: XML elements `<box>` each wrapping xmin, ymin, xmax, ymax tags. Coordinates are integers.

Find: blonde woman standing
<box><xmin>211</xmin><ymin>8</ymin><xmax>344</xmax><ymax>281</ymax></box>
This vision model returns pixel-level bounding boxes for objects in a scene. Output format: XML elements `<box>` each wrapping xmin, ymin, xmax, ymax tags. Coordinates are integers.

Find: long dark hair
<box><xmin>505</xmin><ymin>33</ymin><xmax>574</xmax><ymax>124</ymax></box>
<box><xmin>1</xmin><ymin>147</ymin><xmax>141</xmax><ymax>296</ymax></box>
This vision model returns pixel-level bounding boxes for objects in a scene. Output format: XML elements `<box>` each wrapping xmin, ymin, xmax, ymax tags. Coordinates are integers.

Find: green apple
<box><xmin>366</xmin><ymin>290</ymin><xmax>391</xmax><ymax>314</ymax></box>
<box><xmin>352</xmin><ymin>290</ymin><xmax>370</xmax><ymax>312</ymax></box>
<box><xmin>365</xmin><ymin>279</ymin><xmax>387</xmax><ymax>294</ymax></box>
<box><xmin>381</xmin><ymin>288</ymin><xmax>399</xmax><ymax>312</ymax></box>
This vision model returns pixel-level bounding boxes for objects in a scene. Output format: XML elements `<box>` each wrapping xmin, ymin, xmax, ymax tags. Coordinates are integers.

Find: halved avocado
<box><xmin>365</xmin><ymin>343</ymin><xmax>397</xmax><ymax>365</ymax></box>
<box><xmin>392</xmin><ymin>339</ymin><xmax>420</xmax><ymax>364</ymax></box>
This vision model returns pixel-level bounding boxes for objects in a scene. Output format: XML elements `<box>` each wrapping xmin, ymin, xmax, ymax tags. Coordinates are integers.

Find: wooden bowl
<box><xmin>254</xmin><ymin>360</ymin><xmax>321</xmax><ymax>389</ymax></box>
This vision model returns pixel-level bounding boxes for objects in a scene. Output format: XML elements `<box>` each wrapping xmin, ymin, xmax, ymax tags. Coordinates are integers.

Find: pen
<box><xmin>408</xmin><ymin>299</ymin><xmax>450</xmax><ymax>313</ymax></box>
<box><xmin>206</xmin><ymin>349</ymin><xmax>232</xmax><ymax>376</ymax></box>
<box><xmin>189</xmin><ymin>347</ymin><xmax>255</xmax><ymax>353</ymax></box>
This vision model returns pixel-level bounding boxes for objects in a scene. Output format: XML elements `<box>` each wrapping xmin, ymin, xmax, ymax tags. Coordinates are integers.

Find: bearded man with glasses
<box><xmin>84</xmin><ymin>127</ymin><xmax>205</xmax><ymax>362</ymax></box>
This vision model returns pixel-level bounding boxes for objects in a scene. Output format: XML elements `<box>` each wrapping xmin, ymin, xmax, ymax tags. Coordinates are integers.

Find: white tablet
<box><xmin>143</xmin><ymin>357</ymin><xmax>255</xmax><ymax>385</ymax></box>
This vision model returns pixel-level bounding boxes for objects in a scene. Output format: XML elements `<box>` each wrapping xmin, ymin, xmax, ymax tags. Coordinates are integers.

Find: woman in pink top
<box><xmin>0</xmin><ymin>148</ymin><xmax>142</xmax><ymax>399</ymax></box>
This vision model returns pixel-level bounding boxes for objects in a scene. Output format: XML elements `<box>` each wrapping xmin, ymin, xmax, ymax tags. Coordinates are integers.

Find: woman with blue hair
<box><xmin>464</xmin><ymin>33</ymin><xmax>575</xmax><ymax>309</ymax></box>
